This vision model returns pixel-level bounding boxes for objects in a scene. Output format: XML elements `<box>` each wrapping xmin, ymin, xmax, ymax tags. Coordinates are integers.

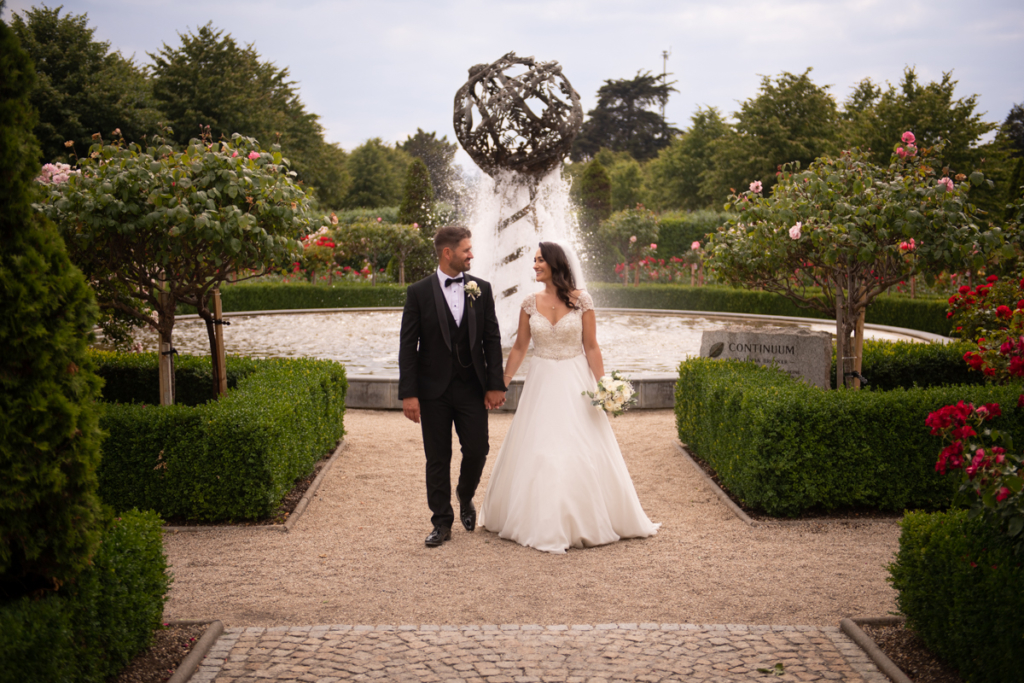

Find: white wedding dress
<box><xmin>480</xmin><ymin>290</ymin><xmax>660</xmax><ymax>554</ymax></box>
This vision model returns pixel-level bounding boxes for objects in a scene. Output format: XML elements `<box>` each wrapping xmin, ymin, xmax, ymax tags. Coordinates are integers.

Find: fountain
<box><xmin>453</xmin><ymin>52</ymin><xmax>584</xmax><ymax>340</ymax></box>
<box><xmin>128</xmin><ymin>53</ymin><xmax>949</xmax><ymax>409</ymax></box>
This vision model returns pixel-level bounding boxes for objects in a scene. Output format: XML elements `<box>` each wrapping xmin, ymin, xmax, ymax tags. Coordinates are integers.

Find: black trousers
<box><xmin>419</xmin><ymin>375</ymin><xmax>489</xmax><ymax>528</ymax></box>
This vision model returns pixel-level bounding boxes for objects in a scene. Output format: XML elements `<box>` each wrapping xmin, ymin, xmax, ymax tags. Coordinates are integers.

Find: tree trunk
<box><xmin>157</xmin><ymin>290</ymin><xmax>175</xmax><ymax>406</ymax></box>
<box><xmin>690</xmin><ymin>264</ymin><xmax>695</xmax><ymax>286</ymax></box>
<box><xmin>399</xmin><ymin>258</ymin><xmax>406</xmax><ymax>286</ymax></box>
<box><xmin>853</xmin><ymin>307</ymin><xmax>866</xmax><ymax>390</ymax></box>
<box><xmin>634</xmin><ymin>260</ymin><xmax>640</xmax><ymax>287</ymax></box>
<box><xmin>213</xmin><ymin>289</ymin><xmax>228</xmax><ymax>397</ymax></box>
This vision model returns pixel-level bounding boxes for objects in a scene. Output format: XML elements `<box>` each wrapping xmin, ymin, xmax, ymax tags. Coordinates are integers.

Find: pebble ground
<box><xmin>192</xmin><ymin>623</ymin><xmax>888</xmax><ymax>683</ymax></box>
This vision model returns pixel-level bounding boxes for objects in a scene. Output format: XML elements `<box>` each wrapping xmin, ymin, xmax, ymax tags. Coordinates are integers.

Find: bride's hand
<box><xmin>484</xmin><ymin>390</ymin><xmax>506</xmax><ymax>410</ymax></box>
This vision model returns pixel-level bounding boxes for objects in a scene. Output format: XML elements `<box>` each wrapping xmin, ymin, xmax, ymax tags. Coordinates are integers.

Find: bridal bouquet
<box><xmin>583</xmin><ymin>371</ymin><xmax>636</xmax><ymax>417</ymax></box>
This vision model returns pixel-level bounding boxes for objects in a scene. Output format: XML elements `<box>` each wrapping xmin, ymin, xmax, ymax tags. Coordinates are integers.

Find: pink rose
<box><xmin>789</xmin><ymin>222</ymin><xmax>802</xmax><ymax>240</ymax></box>
<box><xmin>938</xmin><ymin>177</ymin><xmax>954</xmax><ymax>192</ymax></box>
<box><xmin>691</xmin><ymin>241</ymin><xmax>701</xmax><ymax>251</ymax></box>
<box><xmin>896</xmin><ymin>147</ymin><xmax>907</xmax><ymax>158</ymax></box>
<box><xmin>902</xmin><ymin>131</ymin><xmax>916</xmax><ymax>145</ymax></box>
<box><xmin>248</xmin><ymin>151</ymin><xmax>260</xmax><ymax>160</ymax></box>
<box><xmin>232</xmin><ymin>151</ymin><xmax>238</xmax><ymax>157</ymax></box>
<box><xmin>412</xmin><ymin>222</ymin><xmax>419</xmax><ymax>229</ymax></box>
<box><xmin>629</xmin><ymin>236</ymin><xmax>637</xmax><ymax>243</ymax></box>
<box><xmin>996</xmin><ymin>486</ymin><xmax>1012</xmax><ymax>502</ymax></box>
<box><xmin>650</xmin><ymin>243</ymin><xmax>657</xmax><ymax>250</ymax></box>
<box><xmin>377</xmin><ymin>217</ymin><xmax>383</xmax><ymax>223</ymax></box>
<box><xmin>749</xmin><ymin>180</ymin><xmax>763</xmax><ymax>193</ymax></box>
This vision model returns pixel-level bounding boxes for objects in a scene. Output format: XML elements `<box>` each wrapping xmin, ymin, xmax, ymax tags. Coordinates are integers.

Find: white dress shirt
<box><xmin>436</xmin><ymin>267</ymin><xmax>465</xmax><ymax>327</ymax></box>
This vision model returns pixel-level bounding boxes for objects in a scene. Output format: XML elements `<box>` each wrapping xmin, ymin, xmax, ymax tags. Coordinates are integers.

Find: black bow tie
<box><xmin>445</xmin><ymin>276</ymin><xmax>464</xmax><ymax>287</ymax></box>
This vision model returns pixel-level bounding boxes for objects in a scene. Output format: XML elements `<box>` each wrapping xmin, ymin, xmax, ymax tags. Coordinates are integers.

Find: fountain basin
<box><xmin>136</xmin><ymin>307</ymin><xmax>948</xmax><ymax>410</ymax></box>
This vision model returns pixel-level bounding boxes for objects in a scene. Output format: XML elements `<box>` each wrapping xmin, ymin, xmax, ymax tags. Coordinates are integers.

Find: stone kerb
<box><xmin>700</xmin><ymin>326</ymin><xmax>832</xmax><ymax>389</ymax></box>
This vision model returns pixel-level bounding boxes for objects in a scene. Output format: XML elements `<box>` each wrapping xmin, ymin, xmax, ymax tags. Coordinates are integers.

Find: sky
<box><xmin>4</xmin><ymin>0</ymin><xmax>1023</xmax><ymax>172</ymax></box>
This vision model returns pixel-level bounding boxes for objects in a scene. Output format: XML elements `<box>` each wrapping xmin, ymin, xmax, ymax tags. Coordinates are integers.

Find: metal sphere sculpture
<box><xmin>453</xmin><ymin>52</ymin><xmax>582</xmax><ymax>178</ymax></box>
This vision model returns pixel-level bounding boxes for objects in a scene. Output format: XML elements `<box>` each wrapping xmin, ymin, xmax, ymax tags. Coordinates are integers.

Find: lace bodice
<box><xmin>522</xmin><ymin>290</ymin><xmax>594</xmax><ymax>361</ymax></box>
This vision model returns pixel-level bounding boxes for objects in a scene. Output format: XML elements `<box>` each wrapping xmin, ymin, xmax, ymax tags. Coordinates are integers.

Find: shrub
<box><xmin>0</xmin><ymin>16</ymin><xmax>105</xmax><ymax>596</ymax></box>
<box><xmin>96</xmin><ymin>355</ymin><xmax>347</xmax><ymax>521</ymax></box>
<box><xmin>889</xmin><ymin>510</ymin><xmax>1024</xmax><ymax>683</ymax></box>
<box><xmin>0</xmin><ymin>509</ymin><xmax>170</xmax><ymax>683</ymax></box>
<box><xmin>192</xmin><ymin>281</ymin><xmax>407</xmax><ymax>313</ymax></box>
<box><xmin>829</xmin><ymin>339</ymin><xmax>982</xmax><ymax>390</ymax></box>
<box><xmin>656</xmin><ymin>210</ymin><xmax>728</xmax><ymax>254</ymax></box>
<box><xmin>589</xmin><ymin>282</ymin><xmax>951</xmax><ymax>336</ymax></box>
<box><xmin>91</xmin><ymin>350</ymin><xmax>260</xmax><ymax>406</ymax></box>
<box><xmin>675</xmin><ymin>357</ymin><xmax>1024</xmax><ymax>516</ymax></box>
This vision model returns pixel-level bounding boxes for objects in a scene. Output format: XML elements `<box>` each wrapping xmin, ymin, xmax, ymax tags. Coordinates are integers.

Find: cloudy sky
<box><xmin>5</xmin><ymin>0</ymin><xmax>1022</xmax><ymax>171</ymax></box>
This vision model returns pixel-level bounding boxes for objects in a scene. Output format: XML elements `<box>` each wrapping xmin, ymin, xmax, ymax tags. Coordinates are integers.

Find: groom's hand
<box><xmin>484</xmin><ymin>390</ymin><xmax>506</xmax><ymax>410</ymax></box>
<box><xmin>402</xmin><ymin>397</ymin><xmax>420</xmax><ymax>423</ymax></box>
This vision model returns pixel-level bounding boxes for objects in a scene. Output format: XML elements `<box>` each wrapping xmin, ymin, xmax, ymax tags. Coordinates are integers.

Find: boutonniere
<box><xmin>465</xmin><ymin>281</ymin><xmax>481</xmax><ymax>305</ymax></box>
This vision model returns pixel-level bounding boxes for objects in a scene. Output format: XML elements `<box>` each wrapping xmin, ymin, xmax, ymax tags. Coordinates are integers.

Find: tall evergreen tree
<box><xmin>646</xmin><ymin>106</ymin><xmax>730</xmax><ymax>210</ymax></box>
<box><xmin>149</xmin><ymin>23</ymin><xmax>348</xmax><ymax>207</ymax></box>
<box><xmin>398</xmin><ymin>157</ymin><xmax>435</xmax><ymax>232</ymax></box>
<box><xmin>571</xmin><ymin>71</ymin><xmax>678</xmax><ymax>162</ymax></box>
<box><xmin>397</xmin><ymin>128</ymin><xmax>459</xmax><ymax>201</ymax></box>
<box><xmin>11</xmin><ymin>5</ymin><xmax>162</xmax><ymax>163</ymax></box>
<box><xmin>1003</xmin><ymin>103</ymin><xmax>1024</xmax><ymax>159</ymax></box>
<box><xmin>344</xmin><ymin>138</ymin><xmax>410</xmax><ymax>208</ymax></box>
<box><xmin>0</xmin><ymin>9</ymin><xmax>105</xmax><ymax>598</ymax></box>
<box><xmin>576</xmin><ymin>159</ymin><xmax>612</xmax><ymax>236</ymax></box>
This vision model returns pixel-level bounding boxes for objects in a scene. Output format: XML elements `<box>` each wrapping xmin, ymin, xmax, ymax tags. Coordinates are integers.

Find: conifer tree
<box><xmin>0</xmin><ymin>10</ymin><xmax>105</xmax><ymax>597</ymax></box>
<box><xmin>577</xmin><ymin>160</ymin><xmax>612</xmax><ymax>236</ymax></box>
<box><xmin>398</xmin><ymin>157</ymin><xmax>434</xmax><ymax>234</ymax></box>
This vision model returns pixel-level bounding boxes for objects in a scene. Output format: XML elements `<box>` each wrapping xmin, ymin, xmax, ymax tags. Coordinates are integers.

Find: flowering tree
<box><xmin>707</xmin><ymin>134</ymin><xmax>1003</xmax><ymax>388</ymax></box>
<box><xmin>36</xmin><ymin>133</ymin><xmax>317</xmax><ymax>403</ymax></box>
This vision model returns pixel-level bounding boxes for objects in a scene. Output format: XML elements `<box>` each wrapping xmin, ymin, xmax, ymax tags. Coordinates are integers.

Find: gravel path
<box><xmin>163</xmin><ymin>409</ymin><xmax>899</xmax><ymax>628</ymax></box>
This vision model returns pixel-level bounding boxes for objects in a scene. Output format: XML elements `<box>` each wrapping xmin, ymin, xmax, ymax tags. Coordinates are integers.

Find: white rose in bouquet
<box><xmin>582</xmin><ymin>371</ymin><xmax>637</xmax><ymax>417</ymax></box>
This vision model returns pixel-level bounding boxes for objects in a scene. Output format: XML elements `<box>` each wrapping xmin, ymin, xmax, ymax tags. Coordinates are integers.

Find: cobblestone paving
<box><xmin>191</xmin><ymin>623</ymin><xmax>888</xmax><ymax>683</ymax></box>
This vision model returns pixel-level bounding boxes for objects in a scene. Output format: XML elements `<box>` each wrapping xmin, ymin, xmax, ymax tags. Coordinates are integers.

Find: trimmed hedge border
<box><xmin>830</xmin><ymin>339</ymin><xmax>982</xmax><ymax>390</ymax></box>
<box><xmin>590</xmin><ymin>283</ymin><xmax>951</xmax><ymax>336</ymax></box>
<box><xmin>675</xmin><ymin>357</ymin><xmax>1024</xmax><ymax>516</ymax></box>
<box><xmin>889</xmin><ymin>510</ymin><xmax>1024</xmax><ymax>683</ymax></box>
<box><xmin>93</xmin><ymin>352</ymin><xmax>347</xmax><ymax>521</ymax></box>
<box><xmin>0</xmin><ymin>509</ymin><xmax>169</xmax><ymax>683</ymax></box>
<box><xmin>185</xmin><ymin>281</ymin><xmax>951</xmax><ymax>337</ymax></box>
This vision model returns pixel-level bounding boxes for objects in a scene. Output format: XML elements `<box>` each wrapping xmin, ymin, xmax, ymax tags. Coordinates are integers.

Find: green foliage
<box><xmin>596</xmin><ymin>204</ymin><xmax>659</xmax><ymax>264</ymax></box>
<box><xmin>675</xmin><ymin>357</ymin><xmax>1024</xmax><ymax>516</ymax></box>
<box><xmin>889</xmin><ymin>510</ymin><xmax>1024</xmax><ymax>683</ymax></box>
<box><xmin>95</xmin><ymin>354</ymin><xmax>347</xmax><ymax>521</ymax></box>
<box><xmin>397</xmin><ymin>157</ymin><xmax>435</xmax><ymax>231</ymax></box>
<box><xmin>331</xmin><ymin>206</ymin><xmax>400</xmax><ymax>225</ymax></box>
<box><xmin>344</xmin><ymin>138</ymin><xmax>410</xmax><ymax>208</ymax></box>
<box><xmin>707</xmin><ymin>69</ymin><xmax>841</xmax><ymax>197</ymax></box>
<box><xmin>91</xmin><ymin>350</ymin><xmax>259</xmax><ymax>406</ymax></box>
<box><xmin>654</xmin><ymin>210</ymin><xmax>728</xmax><ymax>254</ymax></box>
<box><xmin>0</xmin><ymin>509</ymin><xmax>170</xmax><ymax>683</ymax></box>
<box><xmin>10</xmin><ymin>5</ymin><xmax>162</xmax><ymax>164</ymax></box>
<box><xmin>575</xmin><ymin>159</ymin><xmax>612</xmax><ymax>236</ymax></box>
<box><xmin>396</xmin><ymin>128</ymin><xmax>459</xmax><ymax>202</ymax></box>
<box><xmin>148</xmin><ymin>23</ymin><xmax>348</xmax><ymax>208</ymax></box>
<box><xmin>0</xmin><ymin>16</ymin><xmax>105</xmax><ymax>596</ymax></box>
<box><xmin>196</xmin><ymin>281</ymin><xmax>407</xmax><ymax>311</ymax></box>
<box><xmin>571</xmin><ymin>71</ymin><xmax>678</xmax><ymax>162</ymax></box>
<box><xmin>829</xmin><ymin>340</ymin><xmax>982</xmax><ymax>390</ymax></box>
<box><xmin>36</xmin><ymin>132</ymin><xmax>314</xmax><ymax>366</ymax></box>
<box><xmin>646</xmin><ymin>106</ymin><xmax>730</xmax><ymax>210</ymax></box>
<box><xmin>588</xmin><ymin>283</ymin><xmax>952</xmax><ymax>335</ymax></box>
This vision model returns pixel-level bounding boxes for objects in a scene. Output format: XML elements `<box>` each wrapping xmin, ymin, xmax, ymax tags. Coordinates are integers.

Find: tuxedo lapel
<box><xmin>466</xmin><ymin>278</ymin><xmax>477</xmax><ymax>350</ymax></box>
<box><xmin>430</xmin><ymin>276</ymin><xmax>452</xmax><ymax>350</ymax></box>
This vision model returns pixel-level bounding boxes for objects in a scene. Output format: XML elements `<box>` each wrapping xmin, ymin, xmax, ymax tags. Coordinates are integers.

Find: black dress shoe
<box><xmin>425</xmin><ymin>525</ymin><xmax>451</xmax><ymax>547</ymax></box>
<box><xmin>459</xmin><ymin>497</ymin><xmax>477</xmax><ymax>532</ymax></box>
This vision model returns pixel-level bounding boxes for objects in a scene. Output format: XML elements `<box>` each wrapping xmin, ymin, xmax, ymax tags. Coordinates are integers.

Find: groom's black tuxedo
<box><xmin>399</xmin><ymin>272</ymin><xmax>504</xmax><ymax>529</ymax></box>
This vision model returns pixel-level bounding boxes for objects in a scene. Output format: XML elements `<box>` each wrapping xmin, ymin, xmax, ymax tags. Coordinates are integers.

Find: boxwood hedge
<box><xmin>889</xmin><ymin>510</ymin><xmax>1024</xmax><ymax>683</ymax></box>
<box><xmin>675</xmin><ymin>357</ymin><xmax>1024</xmax><ymax>516</ymax></box>
<box><xmin>186</xmin><ymin>281</ymin><xmax>407</xmax><ymax>313</ymax></box>
<box><xmin>0</xmin><ymin>509</ymin><xmax>169</xmax><ymax>683</ymax></box>
<box><xmin>590</xmin><ymin>283</ymin><xmax>951</xmax><ymax>336</ymax></box>
<box><xmin>93</xmin><ymin>353</ymin><xmax>347</xmax><ymax>521</ymax></box>
<box><xmin>830</xmin><ymin>339</ymin><xmax>981</xmax><ymax>390</ymax></box>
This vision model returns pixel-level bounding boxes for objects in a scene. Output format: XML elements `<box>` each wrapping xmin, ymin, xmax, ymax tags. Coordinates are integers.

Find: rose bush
<box><xmin>926</xmin><ymin>400</ymin><xmax>1024</xmax><ymax>552</ymax></box>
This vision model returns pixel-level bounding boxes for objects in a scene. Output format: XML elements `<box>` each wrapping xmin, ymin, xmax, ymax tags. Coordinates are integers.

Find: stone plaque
<box><xmin>699</xmin><ymin>327</ymin><xmax>832</xmax><ymax>390</ymax></box>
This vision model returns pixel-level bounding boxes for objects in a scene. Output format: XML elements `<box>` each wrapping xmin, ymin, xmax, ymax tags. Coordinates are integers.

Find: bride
<box><xmin>479</xmin><ymin>241</ymin><xmax>660</xmax><ymax>554</ymax></box>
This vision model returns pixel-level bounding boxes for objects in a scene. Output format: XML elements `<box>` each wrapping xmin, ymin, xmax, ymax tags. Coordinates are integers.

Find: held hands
<box><xmin>484</xmin><ymin>390</ymin><xmax>506</xmax><ymax>410</ymax></box>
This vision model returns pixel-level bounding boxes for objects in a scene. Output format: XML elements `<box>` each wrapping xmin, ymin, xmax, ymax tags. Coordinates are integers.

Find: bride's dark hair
<box><xmin>539</xmin><ymin>241</ymin><xmax>578</xmax><ymax>310</ymax></box>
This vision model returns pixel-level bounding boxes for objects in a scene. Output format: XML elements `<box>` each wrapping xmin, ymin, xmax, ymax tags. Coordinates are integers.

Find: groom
<box><xmin>399</xmin><ymin>226</ymin><xmax>506</xmax><ymax>547</ymax></box>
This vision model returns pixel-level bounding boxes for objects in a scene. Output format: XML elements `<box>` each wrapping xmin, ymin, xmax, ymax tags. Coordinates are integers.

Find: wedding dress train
<box><xmin>480</xmin><ymin>290</ymin><xmax>660</xmax><ymax>554</ymax></box>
